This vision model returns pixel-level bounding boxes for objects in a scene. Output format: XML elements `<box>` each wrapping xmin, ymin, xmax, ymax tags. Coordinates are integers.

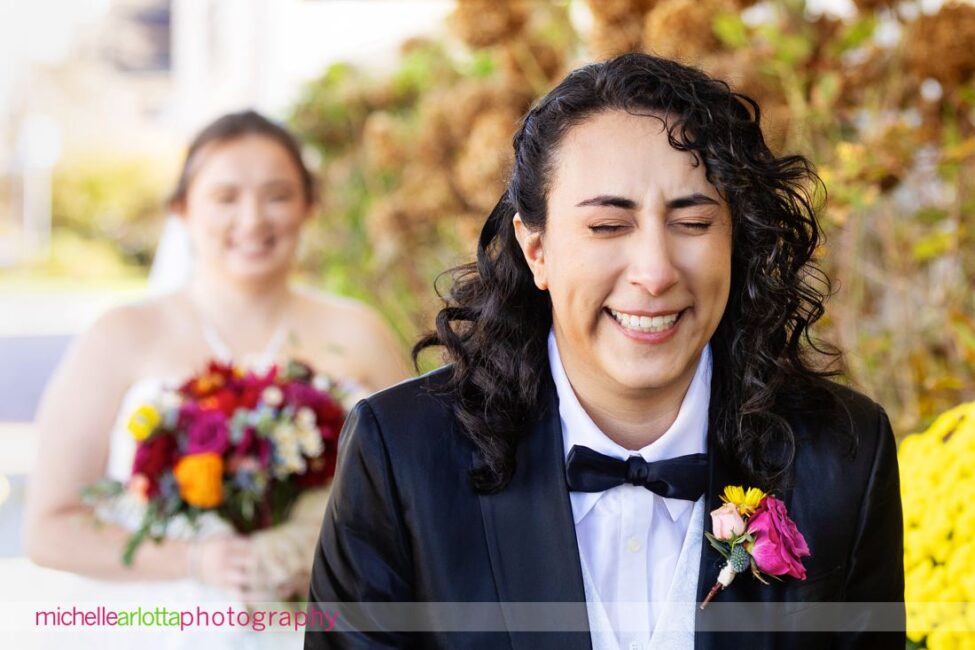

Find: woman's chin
<box><xmin>222</xmin><ymin>258</ymin><xmax>290</xmax><ymax>284</ymax></box>
<box><xmin>611</xmin><ymin>369</ymin><xmax>682</xmax><ymax>394</ymax></box>
<box><xmin>597</xmin><ymin>349</ymin><xmax>691</xmax><ymax>395</ymax></box>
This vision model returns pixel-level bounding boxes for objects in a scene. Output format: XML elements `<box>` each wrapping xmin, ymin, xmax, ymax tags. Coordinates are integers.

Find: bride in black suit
<box><xmin>306</xmin><ymin>53</ymin><xmax>904</xmax><ymax>650</ymax></box>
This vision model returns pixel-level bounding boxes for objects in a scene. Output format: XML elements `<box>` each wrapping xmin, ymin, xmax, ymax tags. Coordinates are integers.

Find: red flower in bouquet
<box><xmin>199</xmin><ymin>387</ymin><xmax>240</xmax><ymax>417</ymax></box>
<box><xmin>233</xmin><ymin>428</ymin><xmax>273</xmax><ymax>470</ymax></box>
<box><xmin>180</xmin><ymin>361</ymin><xmax>237</xmax><ymax>399</ymax></box>
<box><xmin>284</xmin><ymin>382</ymin><xmax>344</xmax><ymax>436</ymax></box>
<box><xmin>296</xmin><ymin>451</ymin><xmax>337</xmax><ymax>489</ymax></box>
<box><xmin>238</xmin><ymin>384</ymin><xmax>263</xmax><ymax>410</ymax></box>
<box><xmin>238</xmin><ymin>366</ymin><xmax>277</xmax><ymax>409</ymax></box>
<box><xmin>183</xmin><ymin>406</ymin><xmax>231</xmax><ymax>455</ymax></box>
<box><xmin>132</xmin><ymin>433</ymin><xmax>177</xmax><ymax>497</ymax></box>
<box><xmin>746</xmin><ymin>496</ymin><xmax>810</xmax><ymax>579</ymax></box>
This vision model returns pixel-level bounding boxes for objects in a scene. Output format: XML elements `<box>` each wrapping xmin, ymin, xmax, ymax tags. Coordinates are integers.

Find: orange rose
<box><xmin>173</xmin><ymin>453</ymin><xmax>224</xmax><ymax>508</ymax></box>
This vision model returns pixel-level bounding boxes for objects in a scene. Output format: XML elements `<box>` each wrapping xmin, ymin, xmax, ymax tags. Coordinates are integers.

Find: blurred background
<box><xmin>0</xmin><ymin>0</ymin><xmax>972</xmax><ymax>647</ymax></box>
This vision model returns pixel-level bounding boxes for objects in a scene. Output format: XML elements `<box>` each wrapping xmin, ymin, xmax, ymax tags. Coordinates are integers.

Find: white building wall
<box><xmin>170</xmin><ymin>0</ymin><xmax>452</xmax><ymax>133</ymax></box>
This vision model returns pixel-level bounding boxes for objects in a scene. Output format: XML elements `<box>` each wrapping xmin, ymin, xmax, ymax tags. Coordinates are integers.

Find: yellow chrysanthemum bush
<box><xmin>900</xmin><ymin>403</ymin><xmax>975</xmax><ymax>649</ymax></box>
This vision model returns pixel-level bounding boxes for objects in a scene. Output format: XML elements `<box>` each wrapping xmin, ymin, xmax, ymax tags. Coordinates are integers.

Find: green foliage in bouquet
<box><xmin>82</xmin><ymin>476</ymin><xmax>201</xmax><ymax>567</ymax></box>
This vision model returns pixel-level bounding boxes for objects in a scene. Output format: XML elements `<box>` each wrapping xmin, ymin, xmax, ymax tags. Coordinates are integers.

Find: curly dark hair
<box><xmin>414</xmin><ymin>53</ymin><xmax>848</xmax><ymax>494</ymax></box>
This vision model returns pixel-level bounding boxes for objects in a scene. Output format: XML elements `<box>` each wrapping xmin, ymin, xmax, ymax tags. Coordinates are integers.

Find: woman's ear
<box><xmin>168</xmin><ymin>197</ymin><xmax>187</xmax><ymax>219</ymax></box>
<box><xmin>300</xmin><ymin>198</ymin><xmax>316</xmax><ymax>223</ymax></box>
<box><xmin>512</xmin><ymin>213</ymin><xmax>547</xmax><ymax>290</ymax></box>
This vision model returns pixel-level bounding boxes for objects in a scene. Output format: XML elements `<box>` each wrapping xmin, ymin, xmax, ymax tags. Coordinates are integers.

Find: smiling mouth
<box><xmin>230</xmin><ymin>235</ymin><xmax>276</xmax><ymax>255</ymax></box>
<box><xmin>606</xmin><ymin>307</ymin><xmax>685</xmax><ymax>333</ymax></box>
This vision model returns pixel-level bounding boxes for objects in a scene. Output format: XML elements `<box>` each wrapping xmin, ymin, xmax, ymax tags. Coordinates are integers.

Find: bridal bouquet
<box><xmin>83</xmin><ymin>360</ymin><xmax>346</xmax><ymax>565</ymax></box>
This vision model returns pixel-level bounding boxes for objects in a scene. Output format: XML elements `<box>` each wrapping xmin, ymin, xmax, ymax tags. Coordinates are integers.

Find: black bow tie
<box><xmin>565</xmin><ymin>445</ymin><xmax>708</xmax><ymax>501</ymax></box>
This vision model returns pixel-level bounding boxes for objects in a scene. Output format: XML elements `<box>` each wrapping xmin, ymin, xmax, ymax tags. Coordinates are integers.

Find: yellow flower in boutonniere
<box><xmin>721</xmin><ymin>485</ymin><xmax>767</xmax><ymax>516</ymax></box>
<box><xmin>127</xmin><ymin>404</ymin><xmax>161</xmax><ymax>441</ymax></box>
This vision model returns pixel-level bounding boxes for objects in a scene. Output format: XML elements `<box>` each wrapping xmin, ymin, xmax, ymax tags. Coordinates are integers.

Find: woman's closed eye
<box><xmin>588</xmin><ymin>223</ymin><xmax>628</xmax><ymax>234</ymax></box>
<box><xmin>676</xmin><ymin>221</ymin><xmax>713</xmax><ymax>231</ymax></box>
<box><xmin>264</xmin><ymin>181</ymin><xmax>299</xmax><ymax>204</ymax></box>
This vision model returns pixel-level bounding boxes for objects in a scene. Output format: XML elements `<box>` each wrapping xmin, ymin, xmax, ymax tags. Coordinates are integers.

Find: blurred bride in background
<box><xmin>23</xmin><ymin>110</ymin><xmax>411</xmax><ymax>648</ymax></box>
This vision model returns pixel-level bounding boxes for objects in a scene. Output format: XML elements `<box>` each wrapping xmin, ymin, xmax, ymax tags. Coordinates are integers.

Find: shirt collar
<box><xmin>548</xmin><ymin>329</ymin><xmax>711</xmax><ymax>524</ymax></box>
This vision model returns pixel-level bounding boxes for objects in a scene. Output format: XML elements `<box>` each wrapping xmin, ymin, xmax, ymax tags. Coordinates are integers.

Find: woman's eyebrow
<box><xmin>575</xmin><ymin>195</ymin><xmax>638</xmax><ymax>209</ymax></box>
<box><xmin>666</xmin><ymin>193</ymin><xmax>719</xmax><ymax>209</ymax></box>
<box><xmin>575</xmin><ymin>192</ymin><xmax>718</xmax><ymax>210</ymax></box>
<box><xmin>263</xmin><ymin>178</ymin><xmax>297</xmax><ymax>188</ymax></box>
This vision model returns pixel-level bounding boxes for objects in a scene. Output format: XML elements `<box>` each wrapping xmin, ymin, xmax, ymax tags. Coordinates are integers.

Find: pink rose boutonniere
<box><xmin>700</xmin><ymin>485</ymin><xmax>811</xmax><ymax>608</ymax></box>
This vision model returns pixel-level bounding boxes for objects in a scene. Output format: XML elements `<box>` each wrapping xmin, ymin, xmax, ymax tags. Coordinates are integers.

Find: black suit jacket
<box><xmin>306</xmin><ymin>366</ymin><xmax>905</xmax><ymax>649</ymax></box>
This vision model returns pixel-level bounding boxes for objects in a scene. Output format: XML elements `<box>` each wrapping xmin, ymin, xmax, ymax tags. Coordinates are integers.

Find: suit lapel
<box><xmin>478</xmin><ymin>377</ymin><xmax>592</xmax><ymax>650</ymax></box>
<box><xmin>693</xmin><ymin>414</ymin><xmax>766</xmax><ymax>649</ymax></box>
<box><xmin>693</xmin><ymin>396</ymin><xmax>800</xmax><ymax>649</ymax></box>
<box><xmin>694</xmin><ymin>433</ymin><xmax>740</xmax><ymax>607</ymax></box>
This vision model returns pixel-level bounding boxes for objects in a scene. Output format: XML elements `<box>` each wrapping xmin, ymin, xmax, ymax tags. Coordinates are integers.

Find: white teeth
<box><xmin>234</xmin><ymin>239</ymin><xmax>273</xmax><ymax>254</ymax></box>
<box><xmin>610</xmin><ymin>309</ymin><xmax>680</xmax><ymax>333</ymax></box>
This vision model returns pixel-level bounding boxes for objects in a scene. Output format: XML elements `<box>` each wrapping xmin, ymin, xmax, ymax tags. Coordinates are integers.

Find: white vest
<box><xmin>581</xmin><ymin>496</ymin><xmax>703</xmax><ymax>650</ymax></box>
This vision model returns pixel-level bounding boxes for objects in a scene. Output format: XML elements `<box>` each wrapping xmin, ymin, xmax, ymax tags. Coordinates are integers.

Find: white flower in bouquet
<box><xmin>271</xmin><ymin>421</ymin><xmax>306</xmax><ymax>478</ymax></box>
<box><xmin>296</xmin><ymin>407</ymin><xmax>324</xmax><ymax>457</ymax></box>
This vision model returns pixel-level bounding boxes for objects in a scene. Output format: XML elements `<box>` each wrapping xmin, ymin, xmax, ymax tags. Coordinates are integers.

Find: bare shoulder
<box><xmin>34</xmin><ymin>293</ymin><xmax>186</xmax><ymax>438</ymax></box>
<box><xmin>291</xmin><ymin>287</ymin><xmax>411</xmax><ymax>389</ymax></box>
<box><xmin>72</xmin><ymin>293</ymin><xmax>187</xmax><ymax>380</ymax></box>
<box><xmin>87</xmin><ymin>294</ymin><xmax>177</xmax><ymax>345</ymax></box>
<box><xmin>292</xmin><ymin>287</ymin><xmax>397</xmax><ymax>342</ymax></box>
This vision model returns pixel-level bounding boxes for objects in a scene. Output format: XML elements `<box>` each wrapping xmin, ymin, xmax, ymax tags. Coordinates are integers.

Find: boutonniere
<box><xmin>700</xmin><ymin>485</ymin><xmax>811</xmax><ymax>609</ymax></box>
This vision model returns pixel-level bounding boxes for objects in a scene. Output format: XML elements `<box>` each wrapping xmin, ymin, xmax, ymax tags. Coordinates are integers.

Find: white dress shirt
<box><xmin>547</xmin><ymin>330</ymin><xmax>712</xmax><ymax>650</ymax></box>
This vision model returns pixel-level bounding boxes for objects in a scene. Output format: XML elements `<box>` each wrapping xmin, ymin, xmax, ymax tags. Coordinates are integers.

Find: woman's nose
<box><xmin>237</xmin><ymin>194</ymin><xmax>264</xmax><ymax>229</ymax></box>
<box><xmin>626</xmin><ymin>230</ymin><xmax>679</xmax><ymax>296</ymax></box>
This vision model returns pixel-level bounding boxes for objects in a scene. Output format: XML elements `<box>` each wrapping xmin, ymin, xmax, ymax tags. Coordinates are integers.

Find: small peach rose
<box><xmin>710</xmin><ymin>502</ymin><xmax>746</xmax><ymax>541</ymax></box>
<box><xmin>128</xmin><ymin>474</ymin><xmax>150</xmax><ymax>503</ymax></box>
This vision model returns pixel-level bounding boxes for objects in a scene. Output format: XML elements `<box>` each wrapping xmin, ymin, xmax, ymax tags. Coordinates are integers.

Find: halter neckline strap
<box><xmin>200</xmin><ymin>318</ymin><xmax>289</xmax><ymax>371</ymax></box>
